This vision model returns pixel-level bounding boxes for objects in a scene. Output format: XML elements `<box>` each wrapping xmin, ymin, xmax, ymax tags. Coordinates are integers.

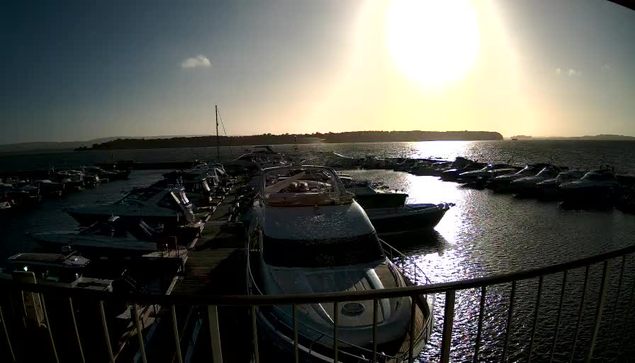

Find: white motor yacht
<box><xmin>535</xmin><ymin>170</ymin><xmax>586</xmax><ymax>199</ymax></box>
<box><xmin>488</xmin><ymin>163</ymin><xmax>550</xmax><ymax>192</ymax></box>
<box><xmin>247</xmin><ymin>165</ymin><xmax>433</xmax><ymax>362</ymax></box>
<box><xmin>510</xmin><ymin>165</ymin><xmax>565</xmax><ymax>196</ymax></box>
<box><xmin>458</xmin><ymin>164</ymin><xmax>518</xmax><ymax>183</ymax></box>
<box><xmin>559</xmin><ymin>168</ymin><xmax>620</xmax><ymax>205</ymax></box>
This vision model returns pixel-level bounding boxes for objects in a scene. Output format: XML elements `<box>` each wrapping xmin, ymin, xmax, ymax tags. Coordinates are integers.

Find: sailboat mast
<box><xmin>215</xmin><ymin>105</ymin><xmax>220</xmax><ymax>161</ymax></box>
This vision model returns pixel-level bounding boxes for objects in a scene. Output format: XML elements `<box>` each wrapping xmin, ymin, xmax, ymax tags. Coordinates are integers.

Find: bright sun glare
<box><xmin>385</xmin><ymin>0</ymin><xmax>481</xmax><ymax>88</ymax></box>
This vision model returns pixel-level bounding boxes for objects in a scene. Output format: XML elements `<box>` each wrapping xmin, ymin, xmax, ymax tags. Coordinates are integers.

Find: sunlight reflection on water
<box><xmin>342</xmin><ymin>169</ymin><xmax>635</xmax><ymax>362</ymax></box>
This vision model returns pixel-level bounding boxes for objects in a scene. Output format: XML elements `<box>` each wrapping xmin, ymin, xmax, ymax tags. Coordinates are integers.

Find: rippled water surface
<box><xmin>2</xmin><ymin>141</ymin><xmax>635</xmax><ymax>361</ymax></box>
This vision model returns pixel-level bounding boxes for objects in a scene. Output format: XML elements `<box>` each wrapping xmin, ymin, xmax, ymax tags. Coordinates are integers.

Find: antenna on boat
<box><xmin>215</xmin><ymin>105</ymin><xmax>220</xmax><ymax>161</ymax></box>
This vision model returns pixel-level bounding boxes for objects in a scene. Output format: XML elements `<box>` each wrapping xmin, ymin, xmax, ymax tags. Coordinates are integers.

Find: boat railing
<box><xmin>380</xmin><ymin>239</ymin><xmax>433</xmax><ymax>286</ymax></box>
<box><xmin>2</xmin><ymin>243</ymin><xmax>635</xmax><ymax>363</ymax></box>
<box><xmin>245</xmin><ymin>247</ymin><xmax>413</xmax><ymax>362</ymax></box>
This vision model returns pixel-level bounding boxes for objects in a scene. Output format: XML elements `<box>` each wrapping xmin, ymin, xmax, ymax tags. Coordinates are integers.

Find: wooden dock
<box><xmin>172</xmin><ymin>191</ymin><xmax>247</xmax><ymax>297</ymax></box>
<box><xmin>153</xmin><ymin>189</ymin><xmax>253</xmax><ymax>363</ymax></box>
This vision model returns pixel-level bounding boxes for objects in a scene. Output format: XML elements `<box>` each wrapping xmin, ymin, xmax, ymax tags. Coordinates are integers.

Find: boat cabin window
<box><xmin>262</xmin><ymin>233</ymin><xmax>385</xmax><ymax>268</ymax></box>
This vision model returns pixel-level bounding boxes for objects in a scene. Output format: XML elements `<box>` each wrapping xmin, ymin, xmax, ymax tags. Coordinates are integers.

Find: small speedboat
<box><xmin>559</xmin><ymin>168</ymin><xmax>620</xmax><ymax>206</ymax></box>
<box><xmin>441</xmin><ymin>161</ymin><xmax>486</xmax><ymax>181</ymax></box>
<box><xmin>0</xmin><ymin>252</ymin><xmax>114</xmax><ymax>292</ymax></box>
<box><xmin>55</xmin><ymin>170</ymin><xmax>85</xmax><ymax>191</ymax></box>
<box><xmin>247</xmin><ymin>165</ymin><xmax>433</xmax><ymax>362</ymax></box>
<box><xmin>488</xmin><ymin>163</ymin><xmax>550</xmax><ymax>192</ymax></box>
<box><xmin>83</xmin><ymin>173</ymin><xmax>100</xmax><ymax>187</ymax></box>
<box><xmin>535</xmin><ymin>170</ymin><xmax>586</xmax><ymax>200</ymax></box>
<box><xmin>458</xmin><ymin>164</ymin><xmax>518</xmax><ymax>183</ymax></box>
<box><xmin>1</xmin><ymin>184</ymin><xmax>16</xmax><ymax>211</ymax></box>
<box><xmin>34</xmin><ymin>179</ymin><xmax>65</xmax><ymax>197</ymax></box>
<box><xmin>65</xmin><ymin>186</ymin><xmax>196</xmax><ymax>227</ymax></box>
<box><xmin>30</xmin><ymin>217</ymin><xmax>177</xmax><ymax>256</ymax></box>
<box><xmin>364</xmin><ymin>203</ymin><xmax>453</xmax><ymax>235</ymax></box>
<box><xmin>83</xmin><ymin>166</ymin><xmax>131</xmax><ymax>181</ymax></box>
<box><xmin>510</xmin><ymin>165</ymin><xmax>565</xmax><ymax>196</ymax></box>
<box><xmin>349</xmin><ymin>185</ymin><xmax>408</xmax><ymax>209</ymax></box>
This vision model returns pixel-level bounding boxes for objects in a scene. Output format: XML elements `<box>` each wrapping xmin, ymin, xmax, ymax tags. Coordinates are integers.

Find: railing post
<box><xmin>207</xmin><ymin>305</ymin><xmax>223</xmax><ymax>363</ymax></box>
<box><xmin>0</xmin><ymin>306</ymin><xmax>15</xmax><ymax>363</ymax></box>
<box><xmin>550</xmin><ymin>271</ymin><xmax>568</xmax><ymax>363</ymax></box>
<box><xmin>617</xmin><ymin>261</ymin><xmax>635</xmax><ymax>360</ymax></box>
<box><xmin>68</xmin><ymin>297</ymin><xmax>86</xmax><ymax>363</ymax></box>
<box><xmin>474</xmin><ymin>286</ymin><xmax>486</xmax><ymax>363</ymax></box>
<box><xmin>409</xmin><ymin>296</ymin><xmax>416</xmax><ymax>363</ymax></box>
<box><xmin>569</xmin><ymin>266</ymin><xmax>590</xmax><ymax>363</ymax></box>
<box><xmin>528</xmin><ymin>276</ymin><xmax>543</xmax><ymax>363</ymax></box>
<box><xmin>333</xmin><ymin>302</ymin><xmax>339</xmax><ymax>363</ymax></box>
<box><xmin>502</xmin><ymin>281</ymin><xmax>517</xmax><ymax>363</ymax></box>
<box><xmin>133</xmin><ymin>304</ymin><xmax>148</xmax><ymax>363</ymax></box>
<box><xmin>99</xmin><ymin>301</ymin><xmax>115</xmax><ymax>363</ymax></box>
<box><xmin>171</xmin><ymin>305</ymin><xmax>184</xmax><ymax>363</ymax></box>
<box><xmin>293</xmin><ymin>304</ymin><xmax>299</xmax><ymax>363</ymax></box>
<box><xmin>372</xmin><ymin>298</ymin><xmax>379</xmax><ymax>363</ymax></box>
<box><xmin>40</xmin><ymin>295</ymin><xmax>59</xmax><ymax>363</ymax></box>
<box><xmin>603</xmin><ymin>255</ymin><xmax>626</xmax><ymax>362</ymax></box>
<box><xmin>440</xmin><ymin>290</ymin><xmax>456</xmax><ymax>363</ymax></box>
<box><xmin>251</xmin><ymin>306</ymin><xmax>260</xmax><ymax>363</ymax></box>
<box><xmin>586</xmin><ymin>261</ymin><xmax>610</xmax><ymax>363</ymax></box>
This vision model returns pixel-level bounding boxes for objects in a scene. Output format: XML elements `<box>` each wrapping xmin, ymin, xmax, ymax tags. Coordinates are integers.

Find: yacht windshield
<box><xmin>262</xmin><ymin>233</ymin><xmax>385</xmax><ymax>268</ymax></box>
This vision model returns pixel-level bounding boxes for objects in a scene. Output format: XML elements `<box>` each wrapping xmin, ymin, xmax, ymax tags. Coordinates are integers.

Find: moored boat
<box><xmin>364</xmin><ymin>203</ymin><xmax>453</xmax><ymax>235</ymax></box>
<box><xmin>535</xmin><ymin>170</ymin><xmax>586</xmax><ymax>200</ymax></box>
<box><xmin>510</xmin><ymin>165</ymin><xmax>565</xmax><ymax>196</ymax></box>
<box><xmin>65</xmin><ymin>186</ymin><xmax>197</xmax><ymax>228</ymax></box>
<box><xmin>246</xmin><ymin>165</ymin><xmax>433</xmax><ymax>362</ymax></box>
<box><xmin>559</xmin><ymin>168</ymin><xmax>620</xmax><ymax>206</ymax></box>
<box><xmin>458</xmin><ymin>164</ymin><xmax>518</xmax><ymax>184</ymax></box>
<box><xmin>29</xmin><ymin>217</ymin><xmax>186</xmax><ymax>256</ymax></box>
<box><xmin>488</xmin><ymin>163</ymin><xmax>550</xmax><ymax>192</ymax></box>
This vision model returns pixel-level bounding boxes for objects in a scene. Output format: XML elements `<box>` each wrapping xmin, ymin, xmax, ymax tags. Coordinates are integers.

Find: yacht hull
<box><xmin>366</xmin><ymin>204</ymin><xmax>450</xmax><ymax>235</ymax></box>
<box><xmin>66</xmin><ymin>210</ymin><xmax>181</xmax><ymax>228</ymax></box>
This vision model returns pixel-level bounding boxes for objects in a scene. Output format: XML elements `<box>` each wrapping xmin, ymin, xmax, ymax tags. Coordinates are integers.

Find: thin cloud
<box><xmin>567</xmin><ymin>68</ymin><xmax>581</xmax><ymax>77</ymax></box>
<box><xmin>601</xmin><ymin>63</ymin><xmax>611</xmax><ymax>71</ymax></box>
<box><xmin>181</xmin><ymin>55</ymin><xmax>211</xmax><ymax>69</ymax></box>
<box><xmin>555</xmin><ymin>68</ymin><xmax>561</xmax><ymax>75</ymax></box>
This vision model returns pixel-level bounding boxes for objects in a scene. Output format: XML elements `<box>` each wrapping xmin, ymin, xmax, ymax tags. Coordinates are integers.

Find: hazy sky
<box><xmin>1</xmin><ymin>0</ymin><xmax>634</xmax><ymax>144</ymax></box>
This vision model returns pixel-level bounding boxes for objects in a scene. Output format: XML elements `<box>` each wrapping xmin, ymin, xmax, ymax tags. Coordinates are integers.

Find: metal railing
<box><xmin>1</xmin><ymin>244</ymin><xmax>635</xmax><ymax>363</ymax></box>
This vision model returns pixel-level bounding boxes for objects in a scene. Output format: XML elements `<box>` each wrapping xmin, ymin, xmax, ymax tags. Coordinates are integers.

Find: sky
<box><xmin>1</xmin><ymin>0</ymin><xmax>635</xmax><ymax>144</ymax></box>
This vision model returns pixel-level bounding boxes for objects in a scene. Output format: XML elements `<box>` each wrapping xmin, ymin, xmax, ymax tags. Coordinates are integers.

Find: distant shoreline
<box><xmin>81</xmin><ymin>131</ymin><xmax>504</xmax><ymax>151</ymax></box>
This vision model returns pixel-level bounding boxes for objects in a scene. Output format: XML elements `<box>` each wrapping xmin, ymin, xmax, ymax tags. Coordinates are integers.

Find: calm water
<box><xmin>3</xmin><ymin>140</ymin><xmax>635</xmax><ymax>174</ymax></box>
<box><xmin>2</xmin><ymin>141</ymin><xmax>635</xmax><ymax>361</ymax></box>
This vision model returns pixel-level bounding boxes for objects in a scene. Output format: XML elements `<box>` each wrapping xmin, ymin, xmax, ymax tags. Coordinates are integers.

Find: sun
<box><xmin>385</xmin><ymin>0</ymin><xmax>481</xmax><ymax>88</ymax></box>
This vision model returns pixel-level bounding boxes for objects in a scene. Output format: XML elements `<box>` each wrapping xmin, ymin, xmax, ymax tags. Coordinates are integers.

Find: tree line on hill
<box><xmin>80</xmin><ymin>131</ymin><xmax>503</xmax><ymax>150</ymax></box>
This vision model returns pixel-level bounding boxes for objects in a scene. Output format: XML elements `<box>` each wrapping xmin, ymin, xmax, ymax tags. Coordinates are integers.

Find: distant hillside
<box><xmin>0</xmin><ymin>137</ymin><xmax>122</xmax><ymax>153</ymax></box>
<box><xmin>519</xmin><ymin>134</ymin><xmax>635</xmax><ymax>141</ymax></box>
<box><xmin>575</xmin><ymin>134</ymin><xmax>635</xmax><ymax>141</ymax></box>
<box><xmin>87</xmin><ymin>131</ymin><xmax>503</xmax><ymax>150</ymax></box>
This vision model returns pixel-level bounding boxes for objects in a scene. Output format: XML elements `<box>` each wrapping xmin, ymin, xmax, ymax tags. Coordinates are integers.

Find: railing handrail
<box><xmin>3</xmin><ymin>243</ymin><xmax>635</xmax><ymax>306</ymax></box>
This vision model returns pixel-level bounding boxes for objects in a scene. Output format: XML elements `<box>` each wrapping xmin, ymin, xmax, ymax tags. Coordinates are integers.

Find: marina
<box><xmin>1</xmin><ymin>143</ymin><xmax>635</xmax><ymax>362</ymax></box>
<box><xmin>4</xmin><ymin>0</ymin><xmax>635</xmax><ymax>361</ymax></box>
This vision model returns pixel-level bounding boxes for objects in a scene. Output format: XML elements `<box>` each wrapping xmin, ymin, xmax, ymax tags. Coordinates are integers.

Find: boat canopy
<box><xmin>261</xmin><ymin>166</ymin><xmax>350</xmax><ymax>207</ymax></box>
